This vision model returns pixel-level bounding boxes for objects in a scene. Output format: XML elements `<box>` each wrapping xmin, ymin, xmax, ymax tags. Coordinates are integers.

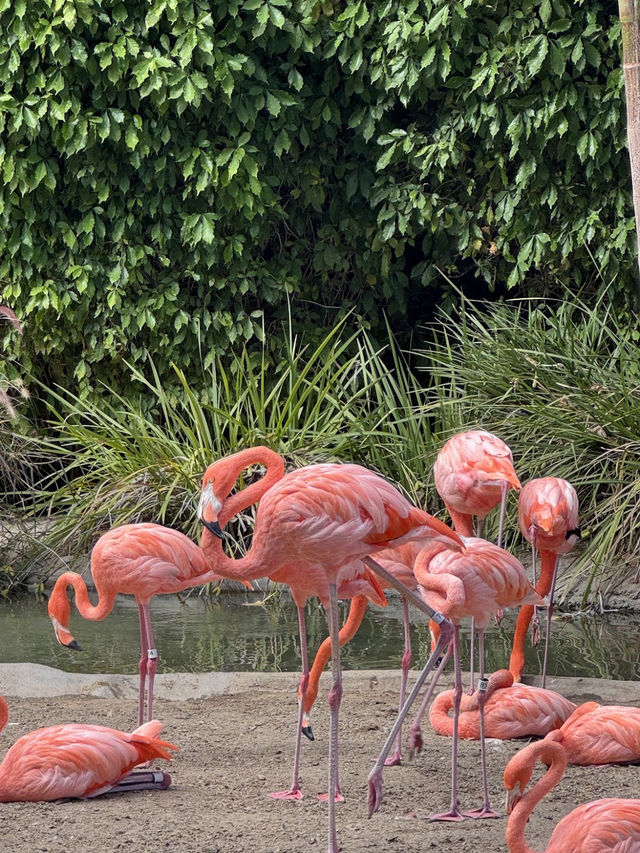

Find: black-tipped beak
<box><xmin>566</xmin><ymin>527</ymin><xmax>581</xmax><ymax>540</ymax></box>
<box><xmin>202</xmin><ymin>519</ymin><xmax>223</xmax><ymax>539</ymax></box>
<box><xmin>301</xmin><ymin>725</ymin><xmax>314</xmax><ymax>741</ymax></box>
<box><xmin>65</xmin><ymin>640</ymin><xmax>83</xmax><ymax>651</ymax></box>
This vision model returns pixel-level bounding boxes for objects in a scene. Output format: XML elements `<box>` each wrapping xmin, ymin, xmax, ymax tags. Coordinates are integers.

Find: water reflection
<box><xmin>0</xmin><ymin>592</ymin><xmax>639</xmax><ymax>680</ymax></box>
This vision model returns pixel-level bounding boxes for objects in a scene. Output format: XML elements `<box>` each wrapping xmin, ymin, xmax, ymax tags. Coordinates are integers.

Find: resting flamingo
<box><xmin>429</xmin><ymin>669</ymin><xmax>576</xmax><ymax>741</ymax></box>
<box><xmin>368</xmin><ymin>536</ymin><xmax>544</xmax><ymax>822</ymax></box>
<box><xmin>509</xmin><ymin>477</ymin><xmax>580</xmax><ymax>685</ymax></box>
<box><xmin>535</xmin><ymin>701</ymin><xmax>640</xmax><ymax>765</ymax></box>
<box><xmin>504</xmin><ymin>736</ymin><xmax>640</xmax><ymax>852</ymax></box>
<box><xmin>300</xmin><ymin>541</ymin><xmax>423</xmax><ymax>768</ymax></box>
<box><xmin>0</xmin><ymin>694</ymin><xmax>176</xmax><ymax>801</ymax></box>
<box><xmin>47</xmin><ymin>523</ymin><xmax>227</xmax><ymax>726</ymax></box>
<box><xmin>198</xmin><ymin>446</ymin><xmax>463</xmax><ymax>853</ymax></box>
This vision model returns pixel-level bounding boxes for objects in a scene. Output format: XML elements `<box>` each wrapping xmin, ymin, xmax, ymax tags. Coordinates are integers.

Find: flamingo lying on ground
<box><xmin>0</xmin><ymin>695</ymin><xmax>176</xmax><ymax>801</ymax></box>
<box><xmin>428</xmin><ymin>669</ymin><xmax>576</xmax><ymax>741</ymax></box>
<box><xmin>509</xmin><ymin>477</ymin><xmax>580</xmax><ymax>685</ymax></box>
<box><xmin>504</xmin><ymin>737</ymin><xmax>640</xmax><ymax>852</ymax></box>
<box><xmin>198</xmin><ymin>446</ymin><xmax>463</xmax><ymax>853</ymax></box>
<box><xmin>368</xmin><ymin>536</ymin><xmax>544</xmax><ymax>822</ymax></box>
<box><xmin>48</xmin><ymin>523</ymin><xmax>225</xmax><ymax>726</ymax></box>
<box><xmin>535</xmin><ymin>701</ymin><xmax>640</xmax><ymax>765</ymax></box>
<box><xmin>299</xmin><ymin>541</ymin><xmax>422</xmax><ymax>768</ymax></box>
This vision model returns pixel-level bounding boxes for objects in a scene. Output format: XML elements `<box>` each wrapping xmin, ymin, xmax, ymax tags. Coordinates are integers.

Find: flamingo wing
<box><xmin>560</xmin><ymin>705</ymin><xmax>640</xmax><ymax>765</ymax></box>
<box><xmin>546</xmin><ymin>799</ymin><xmax>640</xmax><ymax>852</ymax></box>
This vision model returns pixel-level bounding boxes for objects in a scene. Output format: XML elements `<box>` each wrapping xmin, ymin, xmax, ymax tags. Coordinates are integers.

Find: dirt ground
<box><xmin>0</xmin><ymin>667</ymin><xmax>639</xmax><ymax>853</ymax></box>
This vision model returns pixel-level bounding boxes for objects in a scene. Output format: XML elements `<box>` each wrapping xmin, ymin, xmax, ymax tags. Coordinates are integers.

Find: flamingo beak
<box><xmin>505</xmin><ymin>782</ymin><xmax>522</xmax><ymax>814</ymax></box>
<box><xmin>202</xmin><ymin>519</ymin><xmax>223</xmax><ymax>539</ymax></box>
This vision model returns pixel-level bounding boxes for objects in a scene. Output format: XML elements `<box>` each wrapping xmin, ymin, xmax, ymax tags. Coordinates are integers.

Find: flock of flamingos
<box><xmin>1</xmin><ymin>430</ymin><xmax>639</xmax><ymax>852</ymax></box>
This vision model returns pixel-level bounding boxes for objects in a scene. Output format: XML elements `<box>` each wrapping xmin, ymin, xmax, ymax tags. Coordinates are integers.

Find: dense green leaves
<box><xmin>0</xmin><ymin>0</ymin><xmax>634</xmax><ymax>398</ymax></box>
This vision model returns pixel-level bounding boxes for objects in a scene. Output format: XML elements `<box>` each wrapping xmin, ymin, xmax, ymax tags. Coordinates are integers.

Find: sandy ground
<box><xmin>0</xmin><ymin>666</ymin><xmax>639</xmax><ymax>852</ymax></box>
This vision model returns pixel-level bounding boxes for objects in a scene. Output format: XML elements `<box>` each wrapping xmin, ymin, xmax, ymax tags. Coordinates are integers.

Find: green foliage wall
<box><xmin>0</xmin><ymin>0</ymin><xmax>633</xmax><ymax>395</ymax></box>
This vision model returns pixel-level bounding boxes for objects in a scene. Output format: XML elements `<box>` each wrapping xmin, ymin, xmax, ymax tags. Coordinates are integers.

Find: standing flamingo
<box><xmin>433</xmin><ymin>429</ymin><xmax>521</xmax><ymax>545</ymax></box>
<box><xmin>48</xmin><ymin>523</ymin><xmax>227</xmax><ymax>726</ymax></box>
<box><xmin>533</xmin><ymin>701</ymin><xmax>640</xmax><ymax>765</ymax></box>
<box><xmin>197</xmin><ymin>446</ymin><xmax>463</xmax><ymax>853</ymax></box>
<box><xmin>299</xmin><ymin>541</ymin><xmax>423</xmax><ymax>767</ymax></box>
<box><xmin>433</xmin><ymin>429</ymin><xmax>521</xmax><ymax>687</ymax></box>
<box><xmin>368</xmin><ymin>536</ymin><xmax>545</xmax><ymax>822</ymax></box>
<box><xmin>509</xmin><ymin>477</ymin><xmax>580</xmax><ymax>685</ymax></box>
<box><xmin>429</xmin><ymin>669</ymin><xmax>576</xmax><ymax>741</ymax></box>
<box><xmin>0</xmin><ymin>694</ymin><xmax>176</xmax><ymax>801</ymax></box>
<box><xmin>504</xmin><ymin>737</ymin><xmax>640</xmax><ymax>852</ymax></box>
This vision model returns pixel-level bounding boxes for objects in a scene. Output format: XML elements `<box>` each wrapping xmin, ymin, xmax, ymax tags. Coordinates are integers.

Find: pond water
<box><xmin>0</xmin><ymin>589</ymin><xmax>639</xmax><ymax>682</ymax></box>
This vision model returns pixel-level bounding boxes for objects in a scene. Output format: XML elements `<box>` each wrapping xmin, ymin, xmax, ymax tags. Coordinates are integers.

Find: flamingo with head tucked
<box><xmin>509</xmin><ymin>477</ymin><xmax>580</xmax><ymax>685</ymax></box>
<box><xmin>0</xmin><ymin>694</ymin><xmax>176</xmax><ymax>801</ymax></box>
<box><xmin>198</xmin><ymin>446</ymin><xmax>463</xmax><ymax>853</ymax></box>
<box><xmin>504</xmin><ymin>736</ymin><xmax>640</xmax><ymax>852</ymax></box>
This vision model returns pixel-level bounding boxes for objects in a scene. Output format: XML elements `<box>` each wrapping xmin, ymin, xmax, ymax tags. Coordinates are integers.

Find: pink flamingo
<box><xmin>198</xmin><ymin>446</ymin><xmax>463</xmax><ymax>853</ymax></box>
<box><xmin>368</xmin><ymin>536</ymin><xmax>544</xmax><ymax>822</ymax></box>
<box><xmin>433</xmin><ymin>429</ymin><xmax>521</xmax><ymax>545</ymax></box>
<box><xmin>433</xmin><ymin>429</ymin><xmax>521</xmax><ymax>687</ymax></box>
<box><xmin>504</xmin><ymin>736</ymin><xmax>640</xmax><ymax>851</ymax></box>
<box><xmin>0</xmin><ymin>694</ymin><xmax>176</xmax><ymax>801</ymax></box>
<box><xmin>47</xmin><ymin>523</ymin><xmax>226</xmax><ymax>726</ymax></box>
<box><xmin>299</xmin><ymin>541</ymin><xmax>423</xmax><ymax>767</ymax></box>
<box><xmin>509</xmin><ymin>477</ymin><xmax>580</xmax><ymax>685</ymax></box>
<box><xmin>534</xmin><ymin>701</ymin><xmax>640</xmax><ymax>765</ymax></box>
<box><xmin>429</xmin><ymin>669</ymin><xmax>576</xmax><ymax>741</ymax></box>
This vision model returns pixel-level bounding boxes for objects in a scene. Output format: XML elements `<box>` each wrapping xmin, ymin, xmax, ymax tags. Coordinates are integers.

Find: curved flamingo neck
<box><xmin>537</xmin><ymin>550</ymin><xmax>558</xmax><ymax>596</ymax></box>
<box><xmin>219</xmin><ymin>447</ymin><xmax>285</xmax><ymax>527</ymax></box>
<box><xmin>446</xmin><ymin>506</ymin><xmax>474</xmax><ymax>537</ymax></box>
<box><xmin>506</xmin><ymin>742</ymin><xmax>566</xmax><ymax>853</ymax></box>
<box><xmin>200</xmin><ymin>448</ymin><xmax>285</xmax><ymax>579</ymax></box>
<box><xmin>51</xmin><ymin>572</ymin><xmax>117</xmax><ymax>622</ymax></box>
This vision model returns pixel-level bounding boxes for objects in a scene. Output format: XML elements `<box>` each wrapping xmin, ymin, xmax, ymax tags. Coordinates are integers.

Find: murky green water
<box><xmin>0</xmin><ymin>590</ymin><xmax>638</xmax><ymax>681</ymax></box>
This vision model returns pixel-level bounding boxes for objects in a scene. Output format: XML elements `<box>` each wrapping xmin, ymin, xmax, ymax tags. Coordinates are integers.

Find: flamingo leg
<box><xmin>462</xmin><ymin>629</ymin><xmax>499</xmax><ymax>819</ymax></box>
<box><xmin>541</xmin><ymin>558</ymin><xmax>559</xmax><ymax>689</ymax></box>
<box><xmin>270</xmin><ymin>605</ymin><xmax>308</xmax><ymax>800</ymax></box>
<box><xmin>325</xmin><ymin>583</ymin><xmax>343</xmax><ymax>853</ymax></box>
<box><xmin>429</xmin><ymin>624</ymin><xmax>465</xmax><ymax>822</ymax></box>
<box><xmin>467</xmin><ymin>618</ymin><xmax>476</xmax><ymax>694</ymax></box>
<box><xmin>137</xmin><ymin>605</ymin><xmax>150</xmax><ymax>727</ymax></box>
<box><xmin>385</xmin><ymin>596</ymin><xmax>412</xmax><ymax>766</ymax></box>
<box><xmin>139</xmin><ymin>604</ymin><xmax>158</xmax><ymax>723</ymax></box>
<box><xmin>368</xmin><ymin>628</ymin><xmax>453</xmax><ymax>817</ymax></box>
<box><xmin>530</xmin><ymin>530</ymin><xmax>541</xmax><ymax>646</ymax></box>
<box><xmin>408</xmin><ymin>637</ymin><xmax>452</xmax><ymax>757</ymax></box>
<box><xmin>496</xmin><ymin>480</ymin><xmax>508</xmax><ymax>549</ymax></box>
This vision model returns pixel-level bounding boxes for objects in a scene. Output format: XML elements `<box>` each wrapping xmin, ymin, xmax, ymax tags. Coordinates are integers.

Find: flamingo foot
<box><xmin>428</xmin><ymin>809</ymin><xmax>465</xmax><ymax>822</ymax></box>
<box><xmin>367</xmin><ymin>769</ymin><xmax>383</xmax><ymax>816</ymax></box>
<box><xmin>384</xmin><ymin>752</ymin><xmax>402</xmax><ymax>767</ymax></box>
<box><xmin>462</xmin><ymin>806</ymin><xmax>500</xmax><ymax>820</ymax></box>
<box><xmin>316</xmin><ymin>791</ymin><xmax>345</xmax><ymax>803</ymax></box>
<box><xmin>269</xmin><ymin>788</ymin><xmax>304</xmax><ymax>801</ymax></box>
